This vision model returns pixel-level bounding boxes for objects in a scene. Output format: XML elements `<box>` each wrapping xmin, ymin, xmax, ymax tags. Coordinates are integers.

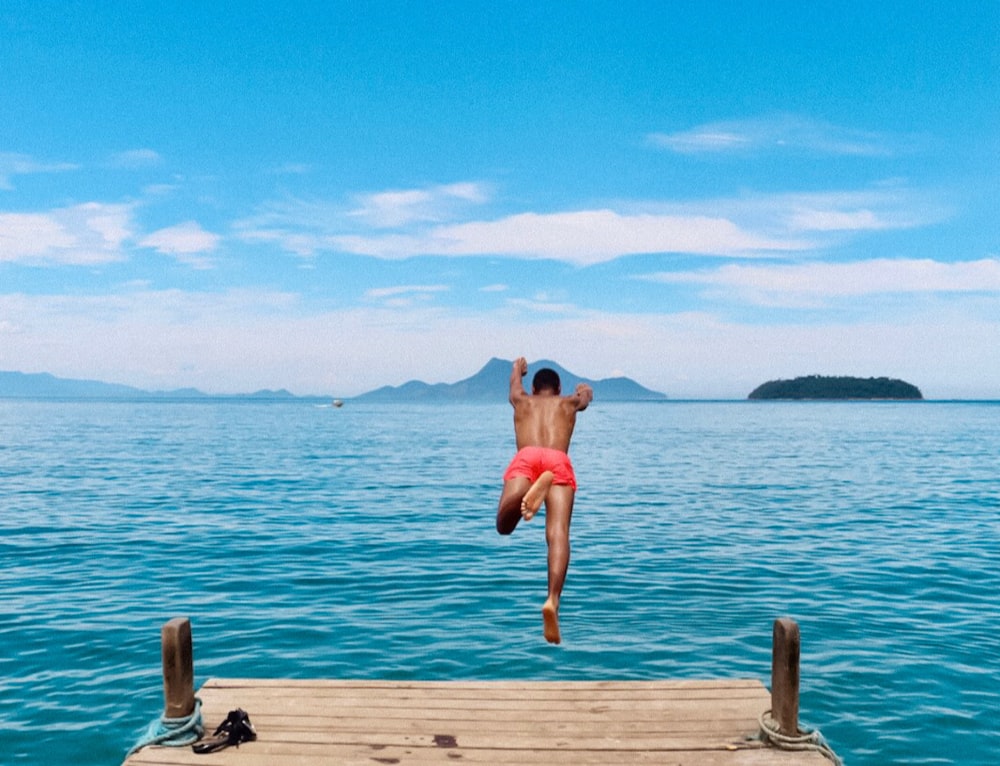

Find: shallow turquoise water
<box><xmin>1</xmin><ymin>399</ymin><xmax>998</xmax><ymax>764</ymax></box>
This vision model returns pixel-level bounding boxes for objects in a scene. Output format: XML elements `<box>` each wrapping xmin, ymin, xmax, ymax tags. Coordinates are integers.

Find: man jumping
<box><xmin>496</xmin><ymin>357</ymin><xmax>592</xmax><ymax>644</ymax></box>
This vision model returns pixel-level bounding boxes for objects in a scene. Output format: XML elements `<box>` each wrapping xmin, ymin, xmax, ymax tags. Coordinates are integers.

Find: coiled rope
<box><xmin>126</xmin><ymin>698</ymin><xmax>204</xmax><ymax>757</ymax></box>
<box><xmin>758</xmin><ymin>709</ymin><xmax>843</xmax><ymax>765</ymax></box>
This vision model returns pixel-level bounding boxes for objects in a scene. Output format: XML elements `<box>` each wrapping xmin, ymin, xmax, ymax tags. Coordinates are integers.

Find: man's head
<box><xmin>532</xmin><ymin>367</ymin><xmax>561</xmax><ymax>395</ymax></box>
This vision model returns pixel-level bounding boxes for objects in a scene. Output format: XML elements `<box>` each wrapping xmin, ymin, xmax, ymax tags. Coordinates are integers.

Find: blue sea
<box><xmin>2</xmin><ymin>399</ymin><xmax>998</xmax><ymax>765</ymax></box>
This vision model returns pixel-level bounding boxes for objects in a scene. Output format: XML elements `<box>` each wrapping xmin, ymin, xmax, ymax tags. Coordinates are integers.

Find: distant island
<box><xmin>354</xmin><ymin>358</ymin><xmax>667</xmax><ymax>402</ymax></box>
<box><xmin>748</xmin><ymin>375</ymin><xmax>923</xmax><ymax>400</ymax></box>
<box><xmin>0</xmin><ymin>360</ymin><xmax>666</xmax><ymax>402</ymax></box>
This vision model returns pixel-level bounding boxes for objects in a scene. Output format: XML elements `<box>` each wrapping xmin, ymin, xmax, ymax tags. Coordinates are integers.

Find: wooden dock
<box><xmin>121</xmin><ymin>619</ymin><xmax>837</xmax><ymax>765</ymax></box>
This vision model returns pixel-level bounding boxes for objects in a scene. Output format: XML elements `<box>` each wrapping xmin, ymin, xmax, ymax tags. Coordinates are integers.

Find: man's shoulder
<box><xmin>560</xmin><ymin>391</ymin><xmax>591</xmax><ymax>412</ymax></box>
<box><xmin>510</xmin><ymin>389</ymin><xmax>533</xmax><ymax>404</ymax></box>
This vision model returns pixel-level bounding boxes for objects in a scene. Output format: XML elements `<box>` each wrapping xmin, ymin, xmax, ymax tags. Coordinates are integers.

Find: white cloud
<box><xmin>0</xmin><ymin>203</ymin><xmax>132</xmax><ymax>264</ymax></box>
<box><xmin>233</xmin><ymin>198</ymin><xmax>349</xmax><ymax>256</ymax></box>
<box><xmin>237</xmin><ymin>226</ymin><xmax>321</xmax><ymax>257</ymax></box>
<box><xmin>364</xmin><ymin>285</ymin><xmax>449</xmax><ymax>299</ymax></box>
<box><xmin>81</xmin><ymin>203</ymin><xmax>132</xmax><ymax>249</ymax></box>
<box><xmin>786</xmin><ymin>209</ymin><xmax>888</xmax><ymax>232</ymax></box>
<box><xmin>0</xmin><ymin>213</ymin><xmax>75</xmax><ymax>260</ymax></box>
<box><xmin>363</xmin><ymin>284</ymin><xmax>450</xmax><ymax>306</ymax></box>
<box><xmin>648</xmin><ymin>114</ymin><xmax>896</xmax><ymax>156</ymax></box>
<box><xmin>108</xmin><ymin>148</ymin><xmax>163</xmax><ymax>168</ymax></box>
<box><xmin>0</xmin><ymin>152</ymin><xmax>77</xmax><ymax>190</ymax></box>
<box><xmin>776</xmin><ymin>188</ymin><xmax>942</xmax><ymax>233</ymax></box>
<box><xmin>505</xmin><ymin>295</ymin><xmax>581</xmax><ymax>315</ymax></box>
<box><xmin>649</xmin><ymin>186</ymin><xmax>946</xmax><ymax>241</ymax></box>
<box><xmin>332</xmin><ymin>210</ymin><xmax>809</xmax><ymax>264</ymax></box>
<box><xmin>648</xmin><ymin>129</ymin><xmax>752</xmax><ymax>153</ymax></box>
<box><xmin>237</xmin><ymin>182</ymin><xmax>942</xmax><ymax>266</ymax></box>
<box><xmin>347</xmin><ymin>182</ymin><xmax>490</xmax><ymax>228</ymax></box>
<box><xmin>140</xmin><ymin>221</ymin><xmax>220</xmax><ymax>256</ymax></box>
<box><xmin>647</xmin><ymin>258</ymin><xmax>1000</xmax><ymax>307</ymax></box>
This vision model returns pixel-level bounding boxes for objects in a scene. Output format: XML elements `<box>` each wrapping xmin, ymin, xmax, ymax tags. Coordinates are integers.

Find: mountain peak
<box><xmin>355</xmin><ymin>358</ymin><xmax>666</xmax><ymax>402</ymax></box>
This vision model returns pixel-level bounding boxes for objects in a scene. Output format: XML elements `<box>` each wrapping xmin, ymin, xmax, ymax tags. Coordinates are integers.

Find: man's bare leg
<box><xmin>541</xmin><ymin>484</ymin><xmax>574</xmax><ymax>644</ymax></box>
<box><xmin>497</xmin><ymin>477</ymin><xmax>532</xmax><ymax>535</ymax></box>
<box><xmin>521</xmin><ymin>470</ymin><xmax>553</xmax><ymax>521</ymax></box>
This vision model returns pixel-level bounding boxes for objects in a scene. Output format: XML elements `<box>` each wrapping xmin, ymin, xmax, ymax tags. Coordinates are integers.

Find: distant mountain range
<box><xmin>0</xmin><ymin>360</ymin><xmax>666</xmax><ymax>402</ymax></box>
<box><xmin>354</xmin><ymin>358</ymin><xmax>666</xmax><ymax>402</ymax></box>
<box><xmin>0</xmin><ymin>371</ymin><xmax>301</xmax><ymax>400</ymax></box>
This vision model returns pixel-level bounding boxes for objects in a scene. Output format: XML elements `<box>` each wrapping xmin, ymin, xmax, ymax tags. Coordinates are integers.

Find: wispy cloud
<box><xmin>347</xmin><ymin>182</ymin><xmax>490</xmax><ymax>228</ymax></box>
<box><xmin>363</xmin><ymin>284</ymin><xmax>449</xmax><ymax>307</ymax></box>
<box><xmin>776</xmin><ymin>188</ymin><xmax>944</xmax><ymax>233</ymax></box>
<box><xmin>0</xmin><ymin>203</ymin><xmax>132</xmax><ymax>264</ymax></box>
<box><xmin>0</xmin><ymin>152</ymin><xmax>77</xmax><ymax>190</ymax></box>
<box><xmin>332</xmin><ymin>210</ymin><xmax>810</xmax><ymax>265</ymax></box>
<box><xmin>505</xmin><ymin>294</ymin><xmax>581</xmax><ymax>315</ymax></box>
<box><xmin>648</xmin><ymin>114</ymin><xmax>897</xmax><ymax>156</ymax></box>
<box><xmin>646</xmin><ymin>258</ymin><xmax>1000</xmax><ymax>307</ymax></box>
<box><xmin>234</xmin><ymin>197</ymin><xmax>353</xmax><ymax>256</ymax></box>
<box><xmin>108</xmin><ymin>148</ymin><xmax>163</xmax><ymax>169</ymax></box>
<box><xmin>364</xmin><ymin>285</ymin><xmax>449</xmax><ymax>299</ymax></box>
<box><xmin>649</xmin><ymin>185</ymin><xmax>947</xmax><ymax>243</ymax></box>
<box><xmin>786</xmin><ymin>208</ymin><xmax>890</xmax><ymax>232</ymax></box>
<box><xmin>235</xmin><ymin>181</ymin><xmax>943</xmax><ymax>266</ymax></box>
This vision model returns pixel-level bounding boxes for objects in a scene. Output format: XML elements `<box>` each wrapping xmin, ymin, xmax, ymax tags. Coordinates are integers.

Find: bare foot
<box><xmin>521</xmin><ymin>471</ymin><xmax>553</xmax><ymax>521</ymax></box>
<box><xmin>542</xmin><ymin>598</ymin><xmax>561</xmax><ymax>644</ymax></box>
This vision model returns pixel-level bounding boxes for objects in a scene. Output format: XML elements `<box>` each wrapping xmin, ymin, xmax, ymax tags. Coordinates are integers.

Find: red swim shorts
<box><xmin>503</xmin><ymin>446</ymin><xmax>577</xmax><ymax>490</ymax></box>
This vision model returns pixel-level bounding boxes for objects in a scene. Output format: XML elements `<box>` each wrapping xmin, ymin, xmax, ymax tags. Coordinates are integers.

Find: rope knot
<box><xmin>126</xmin><ymin>698</ymin><xmax>204</xmax><ymax>757</ymax></box>
<box><xmin>758</xmin><ymin>709</ymin><xmax>842</xmax><ymax>765</ymax></box>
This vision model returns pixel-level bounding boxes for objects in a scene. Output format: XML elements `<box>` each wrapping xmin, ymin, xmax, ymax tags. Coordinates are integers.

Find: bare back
<box><xmin>508</xmin><ymin>359</ymin><xmax>592</xmax><ymax>453</ymax></box>
<box><xmin>512</xmin><ymin>395</ymin><xmax>583</xmax><ymax>452</ymax></box>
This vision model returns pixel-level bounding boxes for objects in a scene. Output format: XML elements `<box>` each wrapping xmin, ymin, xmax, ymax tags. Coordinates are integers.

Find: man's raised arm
<box><xmin>509</xmin><ymin>357</ymin><xmax>529</xmax><ymax>405</ymax></box>
<box><xmin>571</xmin><ymin>383</ymin><xmax>593</xmax><ymax>411</ymax></box>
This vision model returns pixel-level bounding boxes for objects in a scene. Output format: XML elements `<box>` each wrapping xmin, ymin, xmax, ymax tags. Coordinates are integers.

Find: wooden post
<box><xmin>161</xmin><ymin>617</ymin><xmax>195</xmax><ymax>719</ymax></box>
<box><xmin>771</xmin><ymin>617</ymin><xmax>800</xmax><ymax>736</ymax></box>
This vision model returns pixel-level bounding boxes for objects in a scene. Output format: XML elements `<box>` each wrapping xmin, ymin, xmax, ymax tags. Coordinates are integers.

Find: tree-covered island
<box><xmin>748</xmin><ymin>375</ymin><xmax>923</xmax><ymax>400</ymax></box>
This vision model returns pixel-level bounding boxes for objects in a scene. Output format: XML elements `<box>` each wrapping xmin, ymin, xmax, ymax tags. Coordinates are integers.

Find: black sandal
<box><xmin>192</xmin><ymin>708</ymin><xmax>257</xmax><ymax>754</ymax></box>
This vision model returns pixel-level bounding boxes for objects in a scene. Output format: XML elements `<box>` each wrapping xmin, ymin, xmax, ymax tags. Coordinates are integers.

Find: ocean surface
<box><xmin>1</xmin><ymin>399</ymin><xmax>998</xmax><ymax>765</ymax></box>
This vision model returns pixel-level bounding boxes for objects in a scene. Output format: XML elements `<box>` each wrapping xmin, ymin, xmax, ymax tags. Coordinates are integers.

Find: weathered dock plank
<box><xmin>123</xmin><ymin>677</ymin><xmax>831</xmax><ymax>765</ymax></box>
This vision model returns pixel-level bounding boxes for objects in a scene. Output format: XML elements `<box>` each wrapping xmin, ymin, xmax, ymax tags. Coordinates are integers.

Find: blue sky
<box><xmin>2</xmin><ymin>1</ymin><xmax>998</xmax><ymax>398</ymax></box>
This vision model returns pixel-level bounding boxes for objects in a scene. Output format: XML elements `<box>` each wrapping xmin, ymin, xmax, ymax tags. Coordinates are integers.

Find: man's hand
<box><xmin>514</xmin><ymin>357</ymin><xmax>528</xmax><ymax>377</ymax></box>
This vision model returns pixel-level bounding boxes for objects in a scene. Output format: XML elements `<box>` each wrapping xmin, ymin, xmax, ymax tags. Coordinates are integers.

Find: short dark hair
<box><xmin>532</xmin><ymin>367</ymin><xmax>561</xmax><ymax>394</ymax></box>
